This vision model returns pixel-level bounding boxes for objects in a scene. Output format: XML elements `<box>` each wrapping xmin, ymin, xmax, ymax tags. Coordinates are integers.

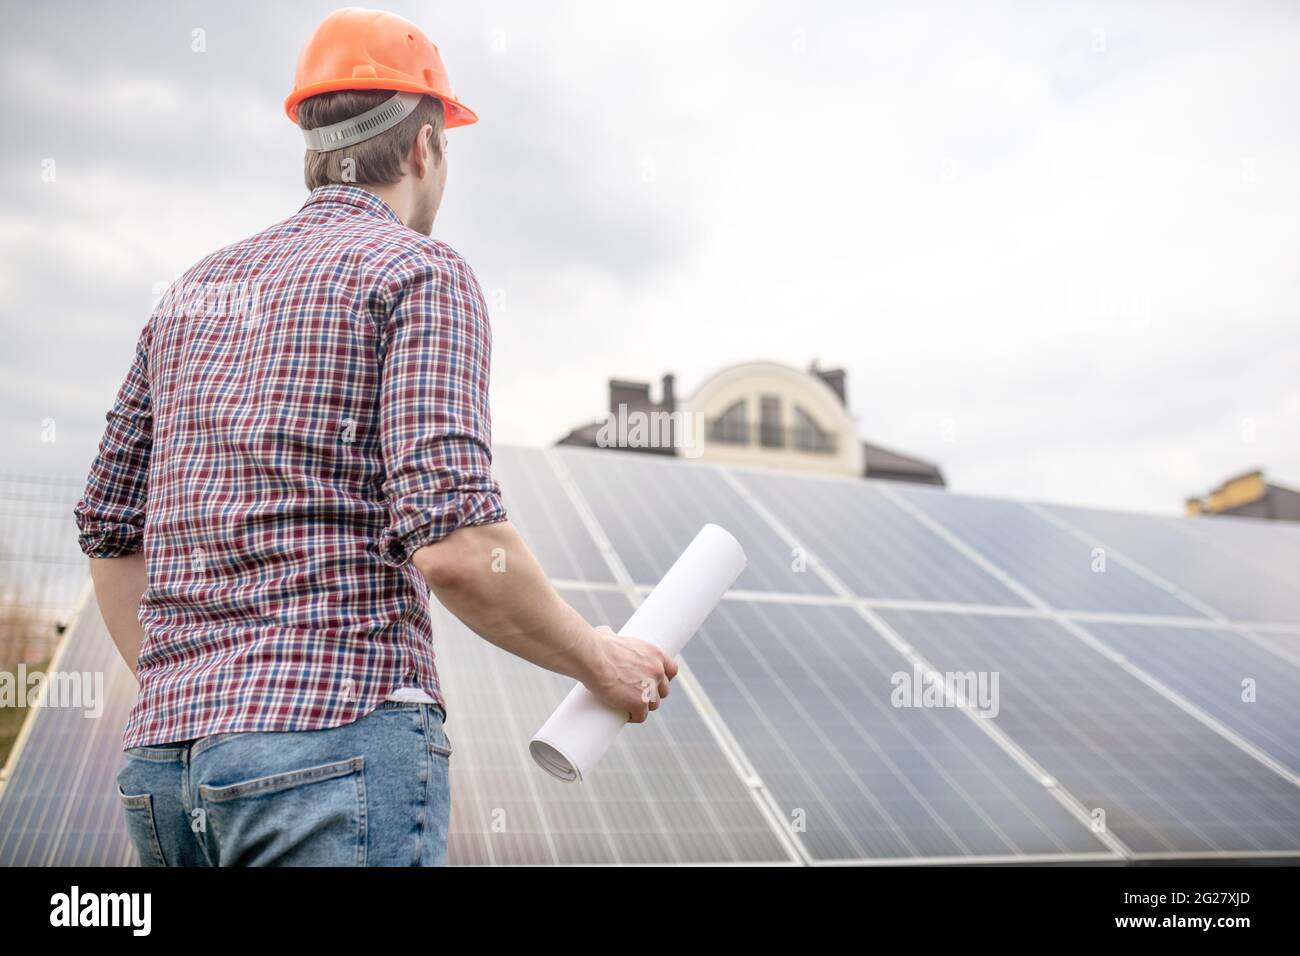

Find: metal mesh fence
<box><xmin>0</xmin><ymin>474</ymin><xmax>89</xmax><ymax>670</ymax></box>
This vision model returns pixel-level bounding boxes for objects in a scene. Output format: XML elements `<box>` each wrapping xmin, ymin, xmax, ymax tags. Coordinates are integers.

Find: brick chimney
<box><xmin>810</xmin><ymin>364</ymin><xmax>848</xmax><ymax>406</ymax></box>
<box><xmin>608</xmin><ymin>379</ymin><xmax>652</xmax><ymax>416</ymax></box>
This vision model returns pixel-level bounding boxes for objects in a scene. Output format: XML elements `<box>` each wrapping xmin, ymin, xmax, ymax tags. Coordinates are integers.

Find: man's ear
<box><xmin>410</xmin><ymin>123</ymin><xmax>435</xmax><ymax>179</ymax></box>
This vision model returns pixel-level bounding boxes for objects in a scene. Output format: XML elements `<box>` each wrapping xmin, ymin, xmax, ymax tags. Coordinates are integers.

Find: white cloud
<box><xmin>2</xmin><ymin>0</ymin><xmax>1297</xmax><ymax>513</ymax></box>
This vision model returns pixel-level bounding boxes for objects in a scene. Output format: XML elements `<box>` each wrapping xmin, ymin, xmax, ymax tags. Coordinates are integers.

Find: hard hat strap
<box><xmin>300</xmin><ymin>91</ymin><xmax>425</xmax><ymax>152</ymax></box>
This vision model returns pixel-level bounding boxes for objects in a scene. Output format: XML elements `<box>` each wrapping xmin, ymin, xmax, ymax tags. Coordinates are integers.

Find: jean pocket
<box><xmin>426</xmin><ymin>711</ymin><xmax>453</xmax><ymax>759</ymax></box>
<box><xmin>197</xmin><ymin>757</ymin><xmax>367</xmax><ymax>866</ymax></box>
<box><xmin>124</xmin><ymin>744</ymin><xmax>186</xmax><ymax>762</ymax></box>
<box><xmin>117</xmin><ymin>786</ymin><xmax>167</xmax><ymax>867</ymax></box>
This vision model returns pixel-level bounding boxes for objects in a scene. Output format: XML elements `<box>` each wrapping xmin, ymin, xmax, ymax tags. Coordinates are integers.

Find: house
<box><xmin>556</xmin><ymin>360</ymin><xmax>945</xmax><ymax>486</ymax></box>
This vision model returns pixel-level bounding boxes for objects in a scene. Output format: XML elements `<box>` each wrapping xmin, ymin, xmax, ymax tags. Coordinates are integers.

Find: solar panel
<box><xmin>0</xmin><ymin>584</ymin><xmax>793</xmax><ymax>867</ymax></box>
<box><xmin>1238</xmin><ymin>629</ymin><xmax>1300</xmax><ymax>670</ymax></box>
<box><xmin>1183</xmin><ymin>513</ymin><xmax>1300</xmax><ymax>574</ymax></box>
<box><xmin>436</xmin><ymin>588</ymin><xmax>794</xmax><ymax>864</ymax></box>
<box><xmin>0</xmin><ymin>592</ymin><xmax>137</xmax><ymax>866</ymax></box>
<box><xmin>4</xmin><ymin>444</ymin><xmax>1298</xmax><ymax>865</ymax></box>
<box><xmin>894</xmin><ymin>486</ymin><xmax>1206</xmax><ymax>617</ymax></box>
<box><xmin>1082</xmin><ymin>621</ymin><xmax>1300</xmax><ymax>776</ymax></box>
<box><xmin>684</xmin><ymin>599</ymin><xmax>1112</xmax><ymax>862</ymax></box>
<box><xmin>557</xmin><ymin>447</ymin><xmax>834</xmax><ymax>595</ymax></box>
<box><xmin>729</xmin><ymin>468</ymin><xmax>1031</xmax><ymax>607</ymax></box>
<box><xmin>879</xmin><ymin>609</ymin><xmax>1300</xmax><ymax>856</ymax></box>
<box><xmin>490</xmin><ymin>445</ymin><xmax>613</xmax><ymax>584</ymax></box>
<box><xmin>1044</xmin><ymin>504</ymin><xmax>1300</xmax><ymax>624</ymax></box>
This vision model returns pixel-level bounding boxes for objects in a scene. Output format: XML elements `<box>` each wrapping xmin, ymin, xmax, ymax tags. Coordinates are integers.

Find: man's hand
<box><xmin>413</xmin><ymin>521</ymin><xmax>680</xmax><ymax>723</ymax></box>
<box><xmin>581</xmin><ymin>625</ymin><xmax>679</xmax><ymax>723</ymax></box>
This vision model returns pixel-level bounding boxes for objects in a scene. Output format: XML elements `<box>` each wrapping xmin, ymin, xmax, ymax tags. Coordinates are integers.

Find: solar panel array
<box><xmin>2</xmin><ymin>444</ymin><xmax>1298</xmax><ymax>865</ymax></box>
<box><xmin>0</xmin><ymin>583</ymin><xmax>136</xmax><ymax>866</ymax></box>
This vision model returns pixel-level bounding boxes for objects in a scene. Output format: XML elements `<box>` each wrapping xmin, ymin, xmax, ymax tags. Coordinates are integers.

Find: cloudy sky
<box><xmin>2</xmin><ymin>0</ymin><xmax>1297</xmax><ymax>515</ymax></box>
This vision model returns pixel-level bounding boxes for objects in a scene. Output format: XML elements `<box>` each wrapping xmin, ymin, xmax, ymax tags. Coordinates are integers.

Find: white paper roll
<box><xmin>528</xmin><ymin>523</ymin><xmax>747</xmax><ymax>782</ymax></box>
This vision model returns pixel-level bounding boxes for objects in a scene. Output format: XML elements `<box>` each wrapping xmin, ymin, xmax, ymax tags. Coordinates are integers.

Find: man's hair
<box><xmin>298</xmin><ymin>91</ymin><xmax>444</xmax><ymax>189</ymax></box>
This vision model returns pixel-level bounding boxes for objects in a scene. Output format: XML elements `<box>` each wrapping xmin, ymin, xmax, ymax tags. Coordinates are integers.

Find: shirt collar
<box><xmin>300</xmin><ymin>183</ymin><xmax>403</xmax><ymax>225</ymax></box>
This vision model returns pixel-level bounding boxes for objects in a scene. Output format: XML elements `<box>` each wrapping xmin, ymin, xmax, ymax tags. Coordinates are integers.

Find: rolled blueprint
<box><xmin>528</xmin><ymin>523</ymin><xmax>747</xmax><ymax>782</ymax></box>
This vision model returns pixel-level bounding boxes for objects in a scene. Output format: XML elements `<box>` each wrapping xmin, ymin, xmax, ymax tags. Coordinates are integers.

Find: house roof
<box><xmin>861</xmin><ymin>439</ymin><xmax>945</xmax><ymax>484</ymax></box>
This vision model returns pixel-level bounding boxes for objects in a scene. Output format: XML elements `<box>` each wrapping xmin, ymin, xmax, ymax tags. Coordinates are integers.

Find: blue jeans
<box><xmin>115</xmin><ymin>701</ymin><xmax>453</xmax><ymax>866</ymax></box>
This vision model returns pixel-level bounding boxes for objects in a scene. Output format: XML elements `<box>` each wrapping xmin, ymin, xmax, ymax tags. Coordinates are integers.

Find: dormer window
<box><xmin>708</xmin><ymin>399</ymin><xmax>748</xmax><ymax>444</ymax></box>
<box><xmin>793</xmin><ymin>405</ymin><xmax>835</xmax><ymax>454</ymax></box>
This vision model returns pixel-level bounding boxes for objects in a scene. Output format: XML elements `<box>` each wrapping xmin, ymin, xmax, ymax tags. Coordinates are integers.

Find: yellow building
<box><xmin>1186</xmin><ymin>470</ymin><xmax>1300</xmax><ymax>522</ymax></box>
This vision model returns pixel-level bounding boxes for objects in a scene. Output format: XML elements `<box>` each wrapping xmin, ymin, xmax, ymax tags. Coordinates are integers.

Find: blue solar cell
<box><xmin>436</xmin><ymin>587</ymin><xmax>794</xmax><ymax>864</ymax></box>
<box><xmin>879</xmin><ymin>609</ymin><xmax>1300</xmax><ymax>855</ymax></box>
<box><xmin>1045</xmin><ymin>504</ymin><xmax>1300</xmax><ymax>624</ymax></box>
<box><xmin>731</xmin><ymin>469</ymin><xmax>1031</xmax><ymax>607</ymax></box>
<box><xmin>1239</xmin><ymin>630</ymin><xmax>1300</xmax><ymax>669</ymax></box>
<box><xmin>1084</xmin><ymin>622</ymin><xmax>1300</xmax><ymax>775</ymax></box>
<box><xmin>1187</xmin><ymin>513</ymin><xmax>1300</xmax><ymax>573</ymax></box>
<box><xmin>895</xmin><ymin>486</ymin><xmax>1207</xmax><ymax>617</ymax></box>
<box><xmin>490</xmin><ymin>445</ymin><xmax>613</xmax><ymax>583</ymax></box>
<box><xmin>558</xmin><ymin>447</ymin><xmax>833</xmax><ymax>595</ymax></box>
<box><xmin>0</xmin><ymin>602</ymin><xmax>137</xmax><ymax>866</ymax></box>
<box><xmin>684</xmin><ymin>599</ymin><xmax>1111</xmax><ymax>861</ymax></box>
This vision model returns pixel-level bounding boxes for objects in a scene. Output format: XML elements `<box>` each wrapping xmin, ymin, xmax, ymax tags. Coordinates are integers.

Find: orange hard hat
<box><xmin>284</xmin><ymin>7</ymin><xmax>477</xmax><ymax>128</ymax></box>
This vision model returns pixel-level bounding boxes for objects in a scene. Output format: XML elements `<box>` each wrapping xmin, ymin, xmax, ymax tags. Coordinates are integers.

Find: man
<box><xmin>75</xmin><ymin>7</ymin><xmax>675</xmax><ymax>867</ymax></box>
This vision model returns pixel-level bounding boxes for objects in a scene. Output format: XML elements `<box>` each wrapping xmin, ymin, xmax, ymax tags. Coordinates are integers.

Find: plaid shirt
<box><xmin>74</xmin><ymin>184</ymin><xmax>507</xmax><ymax>749</ymax></box>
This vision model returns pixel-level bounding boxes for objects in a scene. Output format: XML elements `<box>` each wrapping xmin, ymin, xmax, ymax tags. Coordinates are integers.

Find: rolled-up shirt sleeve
<box><xmin>376</xmin><ymin>250</ymin><xmax>507</xmax><ymax>568</ymax></box>
<box><xmin>74</xmin><ymin>321</ymin><xmax>154</xmax><ymax>557</ymax></box>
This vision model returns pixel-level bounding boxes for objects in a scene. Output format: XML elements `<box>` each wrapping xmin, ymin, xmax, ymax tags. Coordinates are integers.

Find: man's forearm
<box><xmin>89</xmin><ymin>552</ymin><xmax>148</xmax><ymax>676</ymax></box>
<box><xmin>413</xmin><ymin>521</ymin><xmax>605</xmax><ymax>684</ymax></box>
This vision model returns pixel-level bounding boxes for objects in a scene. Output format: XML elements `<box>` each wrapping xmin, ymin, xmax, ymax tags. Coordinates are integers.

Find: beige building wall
<box><xmin>678</xmin><ymin>361</ymin><xmax>864</xmax><ymax>477</ymax></box>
